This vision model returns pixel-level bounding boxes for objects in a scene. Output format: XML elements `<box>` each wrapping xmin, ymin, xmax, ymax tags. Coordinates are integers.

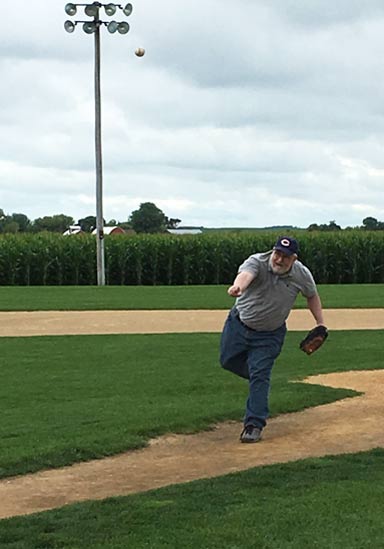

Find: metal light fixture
<box><xmin>123</xmin><ymin>3</ymin><xmax>133</xmax><ymax>16</ymax></box>
<box><xmin>83</xmin><ymin>21</ymin><xmax>97</xmax><ymax>33</ymax></box>
<box><xmin>107</xmin><ymin>20</ymin><xmax>119</xmax><ymax>33</ymax></box>
<box><xmin>65</xmin><ymin>3</ymin><xmax>77</xmax><ymax>15</ymax></box>
<box><xmin>104</xmin><ymin>3</ymin><xmax>117</xmax><ymax>16</ymax></box>
<box><xmin>117</xmin><ymin>21</ymin><xmax>129</xmax><ymax>34</ymax></box>
<box><xmin>63</xmin><ymin>1</ymin><xmax>141</xmax><ymax>286</ymax></box>
<box><xmin>85</xmin><ymin>4</ymin><xmax>99</xmax><ymax>16</ymax></box>
<box><xmin>64</xmin><ymin>20</ymin><xmax>76</xmax><ymax>32</ymax></box>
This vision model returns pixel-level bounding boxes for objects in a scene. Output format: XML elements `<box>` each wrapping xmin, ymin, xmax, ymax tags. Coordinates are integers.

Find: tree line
<box><xmin>0</xmin><ymin>203</ymin><xmax>181</xmax><ymax>235</ymax></box>
<box><xmin>307</xmin><ymin>217</ymin><xmax>384</xmax><ymax>231</ymax></box>
<box><xmin>0</xmin><ymin>204</ymin><xmax>383</xmax><ymax>234</ymax></box>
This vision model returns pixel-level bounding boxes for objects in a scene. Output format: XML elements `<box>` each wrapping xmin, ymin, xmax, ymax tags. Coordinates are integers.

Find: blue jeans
<box><xmin>220</xmin><ymin>308</ymin><xmax>286</xmax><ymax>429</ymax></box>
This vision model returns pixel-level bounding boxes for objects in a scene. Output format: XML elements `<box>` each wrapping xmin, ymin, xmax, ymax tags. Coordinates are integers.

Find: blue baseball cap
<box><xmin>274</xmin><ymin>236</ymin><xmax>299</xmax><ymax>256</ymax></box>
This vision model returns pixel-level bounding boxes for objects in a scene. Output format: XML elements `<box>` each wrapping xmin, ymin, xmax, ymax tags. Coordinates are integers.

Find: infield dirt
<box><xmin>0</xmin><ymin>309</ymin><xmax>383</xmax><ymax>520</ymax></box>
<box><xmin>1</xmin><ymin>308</ymin><xmax>384</xmax><ymax>337</ymax></box>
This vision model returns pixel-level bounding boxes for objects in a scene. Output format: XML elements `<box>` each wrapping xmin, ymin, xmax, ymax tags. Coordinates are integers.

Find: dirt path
<box><xmin>1</xmin><ymin>308</ymin><xmax>384</xmax><ymax>337</ymax></box>
<box><xmin>0</xmin><ymin>310</ymin><xmax>383</xmax><ymax>520</ymax></box>
<box><xmin>1</xmin><ymin>370</ymin><xmax>383</xmax><ymax>520</ymax></box>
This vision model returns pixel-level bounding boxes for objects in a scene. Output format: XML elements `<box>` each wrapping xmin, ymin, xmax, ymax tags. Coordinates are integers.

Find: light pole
<box><xmin>64</xmin><ymin>2</ymin><xmax>139</xmax><ymax>286</ymax></box>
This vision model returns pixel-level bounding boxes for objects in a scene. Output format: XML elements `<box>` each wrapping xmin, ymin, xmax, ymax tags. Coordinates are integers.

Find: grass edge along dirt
<box><xmin>0</xmin><ymin>449</ymin><xmax>383</xmax><ymax>548</ymax></box>
<box><xmin>0</xmin><ymin>329</ymin><xmax>382</xmax><ymax>479</ymax></box>
<box><xmin>0</xmin><ymin>283</ymin><xmax>383</xmax><ymax>310</ymax></box>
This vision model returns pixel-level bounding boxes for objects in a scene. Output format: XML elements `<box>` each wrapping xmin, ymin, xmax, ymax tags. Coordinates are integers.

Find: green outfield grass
<box><xmin>0</xmin><ymin>283</ymin><xmax>383</xmax><ymax>310</ymax></box>
<box><xmin>1</xmin><ymin>330</ymin><xmax>382</xmax><ymax>479</ymax></box>
<box><xmin>1</xmin><ymin>448</ymin><xmax>383</xmax><ymax>548</ymax></box>
<box><xmin>0</xmin><ymin>282</ymin><xmax>383</xmax><ymax>546</ymax></box>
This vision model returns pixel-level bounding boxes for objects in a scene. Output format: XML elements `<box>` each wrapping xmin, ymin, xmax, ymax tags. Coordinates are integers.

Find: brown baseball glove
<box><xmin>300</xmin><ymin>325</ymin><xmax>328</xmax><ymax>355</ymax></box>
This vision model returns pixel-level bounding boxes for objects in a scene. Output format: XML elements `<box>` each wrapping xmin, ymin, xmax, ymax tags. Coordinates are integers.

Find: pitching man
<box><xmin>220</xmin><ymin>236</ymin><xmax>326</xmax><ymax>443</ymax></box>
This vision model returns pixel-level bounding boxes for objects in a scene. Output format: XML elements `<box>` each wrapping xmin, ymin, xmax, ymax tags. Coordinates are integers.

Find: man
<box><xmin>220</xmin><ymin>236</ymin><xmax>326</xmax><ymax>443</ymax></box>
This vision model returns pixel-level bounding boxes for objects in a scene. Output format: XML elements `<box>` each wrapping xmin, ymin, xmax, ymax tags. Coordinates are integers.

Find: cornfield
<box><xmin>0</xmin><ymin>231</ymin><xmax>383</xmax><ymax>285</ymax></box>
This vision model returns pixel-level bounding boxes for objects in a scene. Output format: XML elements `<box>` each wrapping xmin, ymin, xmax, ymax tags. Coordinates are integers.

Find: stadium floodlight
<box><xmin>104</xmin><ymin>3</ymin><xmax>117</xmax><ymax>15</ymax></box>
<box><xmin>64</xmin><ymin>20</ymin><xmax>76</xmax><ymax>32</ymax></box>
<box><xmin>85</xmin><ymin>3</ymin><xmax>99</xmax><ymax>16</ymax></box>
<box><xmin>117</xmin><ymin>21</ymin><xmax>129</xmax><ymax>34</ymax></box>
<box><xmin>63</xmin><ymin>1</ymin><xmax>141</xmax><ymax>286</ymax></box>
<box><xmin>123</xmin><ymin>3</ymin><xmax>133</xmax><ymax>16</ymax></box>
<box><xmin>107</xmin><ymin>20</ymin><xmax>119</xmax><ymax>33</ymax></box>
<box><xmin>65</xmin><ymin>3</ymin><xmax>77</xmax><ymax>15</ymax></box>
<box><xmin>83</xmin><ymin>21</ymin><xmax>97</xmax><ymax>33</ymax></box>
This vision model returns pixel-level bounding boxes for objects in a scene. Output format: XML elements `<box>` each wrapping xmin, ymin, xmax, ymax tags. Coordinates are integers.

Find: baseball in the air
<box><xmin>135</xmin><ymin>48</ymin><xmax>145</xmax><ymax>57</ymax></box>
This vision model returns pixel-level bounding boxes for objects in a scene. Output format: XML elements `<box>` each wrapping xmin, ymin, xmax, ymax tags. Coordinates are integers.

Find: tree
<box><xmin>307</xmin><ymin>223</ymin><xmax>320</xmax><ymax>232</ymax></box>
<box><xmin>32</xmin><ymin>214</ymin><xmax>75</xmax><ymax>233</ymax></box>
<box><xmin>327</xmin><ymin>220</ymin><xmax>341</xmax><ymax>231</ymax></box>
<box><xmin>361</xmin><ymin>217</ymin><xmax>384</xmax><ymax>230</ymax></box>
<box><xmin>166</xmin><ymin>217</ymin><xmax>181</xmax><ymax>229</ymax></box>
<box><xmin>129</xmin><ymin>202</ymin><xmax>168</xmax><ymax>233</ymax></box>
<box><xmin>0</xmin><ymin>211</ymin><xmax>31</xmax><ymax>233</ymax></box>
<box><xmin>78</xmin><ymin>216</ymin><xmax>98</xmax><ymax>232</ymax></box>
<box><xmin>10</xmin><ymin>213</ymin><xmax>31</xmax><ymax>232</ymax></box>
<box><xmin>118</xmin><ymin>221</ymin><xmax>134</xmax><ymax>231</ymax></box>
<box><xmin>307</xmin><ymin>220</ymin><xmax>341</xmax><ymax>232</ymax></box>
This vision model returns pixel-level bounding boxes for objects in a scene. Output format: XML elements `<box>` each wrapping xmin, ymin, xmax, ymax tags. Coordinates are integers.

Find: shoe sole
<box><xmin>240</xmin><ymin>436</ymin><xmax>262</xmax><ymax>443</ymax></box>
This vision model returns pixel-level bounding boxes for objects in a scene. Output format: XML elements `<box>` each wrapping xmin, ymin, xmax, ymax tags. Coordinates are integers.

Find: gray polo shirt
<box><xmin>235</xmin><ymin>251</ymin><xmax>318</xmax><ymax>331</ymax></box>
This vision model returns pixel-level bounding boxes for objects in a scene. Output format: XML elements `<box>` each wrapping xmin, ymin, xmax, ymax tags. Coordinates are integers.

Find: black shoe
<box><xmin>240</xmin><ymin>425</ymin><xmax>262</xmax><ymax>443</ymax></box>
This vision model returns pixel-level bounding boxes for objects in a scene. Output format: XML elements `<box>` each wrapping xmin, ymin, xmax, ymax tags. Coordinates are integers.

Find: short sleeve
<box><xmin>300</xmin><ymin>266</ymin><xmax>318</xmax><ymax>298</ymax></box>
<box><xmin>238</xmin><ymin>255</ymin><xmax>260</xmax><ymax>277</ymax></box>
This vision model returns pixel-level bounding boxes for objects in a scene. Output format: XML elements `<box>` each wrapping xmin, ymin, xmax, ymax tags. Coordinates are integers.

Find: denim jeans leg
<box><xmin>244</xmin><ymin>327</ymin><xmax>286</xmax><ymax>428</ymax></box>
<box><xmin>220</xmin><ymin>309</ymin><xmax>249</xmax><ymax>380</ymax></box>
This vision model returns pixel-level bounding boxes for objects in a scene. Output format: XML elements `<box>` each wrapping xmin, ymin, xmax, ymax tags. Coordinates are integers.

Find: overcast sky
<box><xmin>1</xmin><ymin>1</ymin><xmax>384</xmax><ymax>228</ymax></box>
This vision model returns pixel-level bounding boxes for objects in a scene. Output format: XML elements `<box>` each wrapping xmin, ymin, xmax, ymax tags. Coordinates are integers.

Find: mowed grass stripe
<box><xmin>1</xmin><ymin>330</ymin><xmax>382</xmax><ymax>479</ymax></box>
<box><xmin>0</xmin><ymin>449</ymin><xmax>383</xmax><ymax>548</ymax></box>
<box><xmin>0</xmin><ymin>284</ymin><xmax>383</xmax><ymax>310</ymax></box>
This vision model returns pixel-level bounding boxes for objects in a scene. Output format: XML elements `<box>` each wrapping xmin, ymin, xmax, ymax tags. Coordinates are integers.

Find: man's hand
<box><xmin>227</xmin><ymin>271</ymin><xmax>255</xmax><ymax>298</ymax></box>
<box><xmin>228</xmin><ymin>285</ymin><xmax>242</xmax><ymax>297</ymax></box>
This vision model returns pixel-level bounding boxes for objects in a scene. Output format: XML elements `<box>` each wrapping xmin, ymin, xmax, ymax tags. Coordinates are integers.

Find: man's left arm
<box><xmin>306</xmin><ymin>293</ymin><xmax>325</xmax><ymax>326</ymax></box>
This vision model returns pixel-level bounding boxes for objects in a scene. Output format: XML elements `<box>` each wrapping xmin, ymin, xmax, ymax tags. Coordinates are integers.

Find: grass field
<box><xmin>1</xmin><ymin>449</ymin><xmax>383</xmax><ymax>548</ymax></box>
<box><xmin>0</xmin><ymin>285</ymin><xmax>383</xmax><ymax>547</ymax></box>
<box><xmin>0</xmin><ymin>283</ymin><xmax>383</xmax><ymax>310</ymax></box>
<box><xmin>3</xmin><ymin>330</ymin><xmax>378</xmax><ymax>479</ymax></box>
<box><xmin>0</xmin><ymin>328</ymin><xmax>382</xmax><ymax>480</ymax></box>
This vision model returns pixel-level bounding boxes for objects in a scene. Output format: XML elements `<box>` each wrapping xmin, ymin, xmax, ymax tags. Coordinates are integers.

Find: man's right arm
<box><xmin>227</xmin><ymin>270</ymin><xmax>255</xmax><ymax>297</ymax></box>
